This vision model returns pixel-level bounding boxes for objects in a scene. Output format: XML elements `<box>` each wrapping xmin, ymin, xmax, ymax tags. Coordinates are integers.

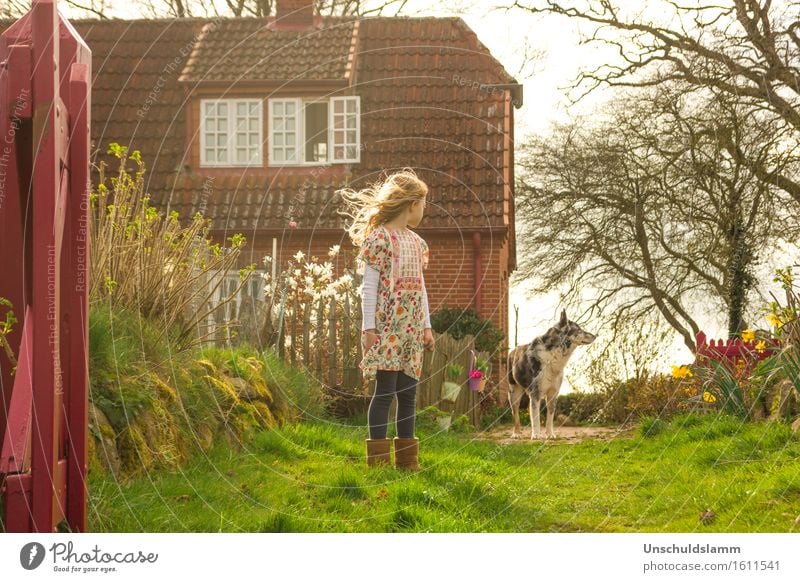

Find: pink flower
<box><xmin>469</xmin><ymin>369</ymin><xmax>483</xmax><ymax>379</ymax></box>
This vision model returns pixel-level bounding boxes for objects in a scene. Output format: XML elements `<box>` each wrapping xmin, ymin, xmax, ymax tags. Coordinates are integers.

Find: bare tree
<box><xmin>133</xmin><ymin>0</ymin><xmax>411</xmax><ymax>18</ymax></box>
<box><xmin>2</xmin><ymin>0</ymin><xmax>409</xmax><ymax>19</ymax></box>
<box><xmin>2</xmin><ymin>0</ymin><xmax>111</xmax><ymax>18</ymax></box>
<box><xmin>511</xmin><ymin>0</ymin><xmax>800</xmax><ymax>206</ymax></box>
<box><xmin>515</xmin><ymin>84</ymin><xmax>793</xmax><ymax>357</ymax></box>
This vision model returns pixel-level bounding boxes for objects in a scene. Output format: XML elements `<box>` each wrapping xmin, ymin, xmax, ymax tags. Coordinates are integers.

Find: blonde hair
<box><xmin>338</xmin><ymin>168</ymin><xmax>428</xmax><ymax>247</ymax></box>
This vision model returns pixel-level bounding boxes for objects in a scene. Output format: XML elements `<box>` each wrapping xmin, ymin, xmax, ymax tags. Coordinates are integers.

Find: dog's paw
<box><xmin>510</xmin><ymin>431</ymin><xmax>522</xmax><ymax>439</ymax></box>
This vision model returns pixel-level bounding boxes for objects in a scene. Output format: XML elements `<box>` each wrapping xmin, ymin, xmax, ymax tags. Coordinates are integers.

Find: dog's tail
<box><xmin>507</xmin><ymin>351</ymin><xmax>516</xmax><ymax>386</ymax></box>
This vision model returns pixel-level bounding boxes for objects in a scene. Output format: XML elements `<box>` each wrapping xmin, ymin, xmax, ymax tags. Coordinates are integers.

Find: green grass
<box><xmin>87</xmin><ymin>412</ymin><xmax>800</xmax><ymax>532</ymax></box>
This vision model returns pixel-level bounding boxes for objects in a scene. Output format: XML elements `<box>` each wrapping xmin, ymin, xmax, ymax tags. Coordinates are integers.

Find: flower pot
<box><xmin>436</xmin><ymin>415</ymin><xmax>452</xmax><ymax>430</ymax></box>
<box><xmin>441</xmin><ymin>381</ymin><xmax>462</xmax><ymax>402</ymax></box>
<box><xmin>468</xmin><ymin>377</ymin><xmax>484</xmax><ymax>391</ymax></box>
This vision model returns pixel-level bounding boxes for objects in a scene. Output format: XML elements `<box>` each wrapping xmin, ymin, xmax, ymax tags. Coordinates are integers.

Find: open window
<box><xmin>268</xmin><ymin>96</ymin><xmax>360</xmax><ymax>165</ymax></box>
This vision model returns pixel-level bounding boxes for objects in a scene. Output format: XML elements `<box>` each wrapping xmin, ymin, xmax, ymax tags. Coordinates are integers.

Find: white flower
<box><xmin>294</xmin><ymin>268</ymin><xmax>302</xmax><ymax>278</ymax></box>
<box><xmin>328</xmin><ymin>245</ymin><xmax>340</xmax><ymax>257</ymax></box>
<box><xmin>293</xmin><ymin>250</ymin><xmax>305</xmax><ymax>262</ymax></box>
<box><xmin>263</xmin><ymin>255</ymin><xmax>273</xmax><ymax>264</ymax></box>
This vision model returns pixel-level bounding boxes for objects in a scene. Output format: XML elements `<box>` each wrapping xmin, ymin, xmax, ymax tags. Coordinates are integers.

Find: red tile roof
<box><xmin>179</xmin><ymin>16</ymin><xmax>358</xmax><ymax>83</ymax></box>
<box><xmin>0</xmin><ymin>15</ymin><xmax>519</xmax><ymax>247</ymax></box>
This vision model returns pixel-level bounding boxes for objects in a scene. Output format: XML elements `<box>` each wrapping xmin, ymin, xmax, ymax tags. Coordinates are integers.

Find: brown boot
<box><xmin>393</xmin><ymin>437</ymin><xmax>421</xmax><ymax>471</ymax></box>
<box><xmin>366</xmin><ymin>438</ymin><xmax>392</xmax><ymax>468</ymax></box>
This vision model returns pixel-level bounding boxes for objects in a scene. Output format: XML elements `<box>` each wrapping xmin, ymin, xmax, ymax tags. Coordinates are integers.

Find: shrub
<box><xmin>430</xmin><ymin>307</ymin><xmax>505</xmax><ymax>354</ymax></box>
<box><xmin>90</xmin><ymin>143</ymin><xmax>252</xmax><ymax>352</ymax></box>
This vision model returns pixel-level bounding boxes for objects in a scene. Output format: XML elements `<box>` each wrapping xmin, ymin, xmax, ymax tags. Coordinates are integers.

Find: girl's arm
<box><xmin>422</xmin><ymin>284</ymin><xmax>431</xmax><ymax>330</ymax></box>
<box><xmin>362</xmin><ymin>264</ymin><xmax>379</xmax><ymax>331</ymax></box>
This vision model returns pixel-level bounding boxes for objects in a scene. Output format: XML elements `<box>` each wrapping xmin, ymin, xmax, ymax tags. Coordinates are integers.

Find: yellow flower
<box><xmin>755</xmin><ymin>340</ymin><xmax>766</xmax><ymax>354</ymax></box>
<box><xmin>671</xmin><ymin>365</ymin><xmax>693</xmax><ymax>379</ymax></box>
<box><xmin>765</xmin><ymin>313</ymin><xmax>781</xmax><ymax>328</ymax></box>
<box><xmin>741</xmin><ymin>329</ymin><xmax>756</xmax><ymax>342</ymax></box>
<box><xmin>702</xmin><ymin>391</ymin><xmax>717</xmax><ymax>403</ymax></box>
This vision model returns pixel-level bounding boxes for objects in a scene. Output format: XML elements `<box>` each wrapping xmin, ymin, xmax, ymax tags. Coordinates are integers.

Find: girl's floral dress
<box><xmin>357</xmin><ymin>224</ymin><xmax>430</xmax><ymax>381</ymax></box>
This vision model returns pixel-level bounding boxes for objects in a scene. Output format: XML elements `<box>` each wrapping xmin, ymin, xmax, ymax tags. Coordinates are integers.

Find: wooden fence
<box><xmin>695</xmin><ymin>331</ymin><xmax>781</xmax><ymax>374</ymax></box>
<box><xmin>223</xmin><ymin>276</ymin><xmax>490</xmax><ymax>427</ymax></box>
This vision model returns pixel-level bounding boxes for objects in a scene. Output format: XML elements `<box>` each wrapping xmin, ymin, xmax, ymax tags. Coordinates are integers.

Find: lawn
<box><xmin>87</xmin><ymin>412</ymin><xmax>800</xmax><ymax>532</ymax></box>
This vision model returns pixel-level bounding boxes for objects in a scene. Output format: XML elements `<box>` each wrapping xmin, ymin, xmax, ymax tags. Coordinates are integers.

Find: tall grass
<box><xmin>90</xmin><ymin>143</ymin><xmax>254</xmax><ymax>351</ymax></box>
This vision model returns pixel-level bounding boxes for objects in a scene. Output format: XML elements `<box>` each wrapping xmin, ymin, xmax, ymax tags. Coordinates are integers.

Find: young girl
<box><xmin>339</xmin><ymin>168</ymin><xmax>434</xmax><ymax>471</ymax></box>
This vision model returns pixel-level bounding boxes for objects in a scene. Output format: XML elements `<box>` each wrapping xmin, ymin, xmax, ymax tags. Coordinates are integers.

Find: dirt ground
<box><xmin>471</xmin><ymin>422</ymin><xmax>637</xmax><ymax>445</ymax></box>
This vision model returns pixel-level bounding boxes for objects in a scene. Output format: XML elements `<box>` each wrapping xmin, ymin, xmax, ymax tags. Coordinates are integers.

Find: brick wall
<box><xmin>218</xmin><ymin>227</ymin><xmax>513</xmax><ymax>391</ymax></box>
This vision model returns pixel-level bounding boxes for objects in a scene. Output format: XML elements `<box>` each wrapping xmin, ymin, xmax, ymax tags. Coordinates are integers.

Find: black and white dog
<box><xmin>507</xmin><ymin>310</ymin><xmax>596</xmax><ymax>439</ymax></box>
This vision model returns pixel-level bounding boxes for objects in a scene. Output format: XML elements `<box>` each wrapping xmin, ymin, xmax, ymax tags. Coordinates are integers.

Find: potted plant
<box><xmin>468</xmin><ymin>357</ymin><xmax>490</xmax><ymax>392</ymax></box>
<box><xmin>441</xmin><ymin>363</ymin><xmax>464</xmax><ymax>402</ymax></box>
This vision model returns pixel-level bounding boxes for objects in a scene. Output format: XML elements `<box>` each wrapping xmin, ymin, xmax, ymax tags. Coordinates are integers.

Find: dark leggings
<box><xmin>368</xmin><ymin>369</ymin><xmax>418</xmax><ymax>439</ymax></box>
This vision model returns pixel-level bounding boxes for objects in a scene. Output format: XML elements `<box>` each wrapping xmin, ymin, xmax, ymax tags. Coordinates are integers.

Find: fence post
<box><xmin>314</xmin><ymin>294</ymin><xmax>323</xmax><ymax>381</ymax></box>
<box><xmin>276</xmin><ymin>279</ymin><xmax>288</xmax><ymax>360</ymax></box>
<box><xmin>328</xmin><ymin>295</ymin><xmax>337</xmax><ymax>390</ymax></box>
<box><xmin>303</xmin><ymin>297</ymin><xmax>311</xmax><ymax>367</ymax></box>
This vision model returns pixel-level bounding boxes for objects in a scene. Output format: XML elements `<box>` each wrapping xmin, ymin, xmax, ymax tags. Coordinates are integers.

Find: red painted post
<box><xmin>0</xmin><ymin>0</ymin><xmax>90</xmax><ymax>533</ymax></box>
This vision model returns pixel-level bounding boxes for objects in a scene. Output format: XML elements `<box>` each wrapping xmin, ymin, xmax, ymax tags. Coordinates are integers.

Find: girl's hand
<box><xmin>362</xmin><ymin>329</ymin><xmax>379</xmax><ymax>353</ymax></box>
<box><xmin>423</xmin><ymin>328</ymin><xmax>435</xmax><ymax>351</ymax></box>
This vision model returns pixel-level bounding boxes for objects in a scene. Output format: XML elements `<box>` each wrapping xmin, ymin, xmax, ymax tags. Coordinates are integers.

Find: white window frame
<box><xmin>329</xmin><ymin>96</ymin><xmax>360</xmax><ymax>163</ymax></box>
<box><xmin>200</xmin><ymin>98</ymin><xmax>263</xmax><ymax>167</ymax></box>
<box><xmin>268</xmin><ymin>95</ymin><xmax>360</xmax><ymax>166</ymax></box>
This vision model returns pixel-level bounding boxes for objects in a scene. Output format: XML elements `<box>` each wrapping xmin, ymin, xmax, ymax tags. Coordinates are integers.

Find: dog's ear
<box><xmin>559</xmin><ymin>309</ymin><xmax>567</xmax><ymax>327</ymax></box>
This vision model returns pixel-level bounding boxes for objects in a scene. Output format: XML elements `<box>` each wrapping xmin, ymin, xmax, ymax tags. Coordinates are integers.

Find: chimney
<box><xmin>276</xmin><ymin>0</ymin><xmax>315</xmax><ymax>28</ymax></box>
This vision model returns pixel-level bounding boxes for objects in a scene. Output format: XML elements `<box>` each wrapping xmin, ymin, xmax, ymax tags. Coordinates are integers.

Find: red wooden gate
<box><xmin>0</xmin><ymin>0</ymin><xmax>91</xmax><ymax>532</ymax></box>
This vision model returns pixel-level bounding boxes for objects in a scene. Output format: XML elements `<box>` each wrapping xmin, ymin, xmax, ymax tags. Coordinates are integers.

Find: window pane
<box><xmin>346</xmin><ymin>145</ymin><xmax>357</xmax><ymax>159</ymax></box>
<box><xmin>249</xmin><ymin>118</ymin><xmax>259</xmax><ymax>131</ymax></box>
<box><xmin>274</xmin><ymin>102</ymin><xmax>284</xmax><ymax>116</ymax></box>
<box><xmin>237</xmin><ymin>134</ymin><xmax>246</xmax><ymax>146</ymax></box>
<box><xmin>219</xmin><ymin>102</ymin><xmax>228</xmax><ymax>115</ymax></box>
<box><xmin>274</xmin><ymin>118</ymin><xmax>284</xmax><ymax>131</ymax></box>
<box><xmin>334</xmin><ymin>132</ymin><xmax>344</xmax><ymax>145</ymax></box>
<box><xmin>204</xmin><ymin>148</ymin><xmax>214</xmax><ymax>161</ymax></box>
<box><xmin>286</xmin><ymin>102</ymin><xmax>295</xmax><ymax>115</ymax></box>
<box><xmin>237</xmin><ymin>148</ymin><xmax>247</xmax><ymax>162</ymax></box>
<box><xmin>274</xmin><ymin>149</ymin><xmax>284</xmax><ymax>162</ymax></box>
<box><xmin>275</xmin><ymin>134</ymin><xmax>284</xmax><ymax>146</ymax></box>
<box><xmin>237</xmin><ymin>102</ymin><xmax>247</xmax><ymax>116</ymax></box>
<box><xmin>218</xmin><ymin>118</ymin><xmax>228</xmax><ymax>131</ymax></box>
<box><xmin>204</xmin><ymin>102</ymin><xmax>215</xmax><ymax>115</ymax></box>
<box><xmin>304</xmin><ymin>102</ymin><xmax>328</xmax><ymax>162</ymax></box>
<box><xmin>250</xmin><ymin>102</ymin><xmax>259</xmax><ymax>115</ymax></box>
<box><xmin>286</xmin><ymin>118</ymin><xmax>295</xmax><ymax>131</ymax></box>
<box><xmin>347</xmin><ymin>130</ymin><xmax>356</xmax><ymax>144</ymax></box>
<box><xmin>217</xmin><ymin>149</ymin><xmax>226</xmax><ymax>162</ymax></box>
<box><xmin>334</xmin><ymin>100</ymin><xmax>343</xmax><ymax>114</ymax></box>
<box><xmin>346</xmin><ymin>99</ymin><xmax>356</xmax><ymax>113</ymax></box>
<box><xmin>206</xmin><ymin>119</ymin><xmax>216</xmax><ymax>131</ymax></box>
<box><xmin>249</xmin><ymin>134</ymin><xmax>259</xmax><ymax>146</ymax></box>
<box><xmin>286</xmin><ymin>133</ymin><xmax>295</xmax><ymax>146</ymax></box>
<box><xmin>346</xmin><ymin>116</ymin><xmax>356</xmax><ymax>129</ymax></box>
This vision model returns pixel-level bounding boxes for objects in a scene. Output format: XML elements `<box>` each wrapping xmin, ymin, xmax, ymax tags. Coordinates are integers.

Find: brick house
<box><xmin>0</xmin><ymin>1</ymin><xmax>521</xmax><ymax>386</ymax></box>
